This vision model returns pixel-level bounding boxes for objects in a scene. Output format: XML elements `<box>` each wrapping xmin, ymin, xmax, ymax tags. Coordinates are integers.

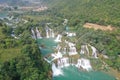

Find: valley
<box><xmin>0</xmin><ymin>0</ymin><xmax>120</xmax><ymax>80</ymax></box>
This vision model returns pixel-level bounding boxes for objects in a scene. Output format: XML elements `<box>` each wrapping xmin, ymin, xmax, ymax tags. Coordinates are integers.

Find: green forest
<box><xmin>0</xmin><ymin>0</ymin><xmax>120</xmax><ymax>80</ymax></box>
<box><xmin>0</xmin><ymin>22</ymin><xmax>52</xmax><ymax>80</ymax></box>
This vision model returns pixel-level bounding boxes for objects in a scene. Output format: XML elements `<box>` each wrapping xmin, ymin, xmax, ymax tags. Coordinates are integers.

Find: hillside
<box><xmin>43</xmin><ymin>0</ymin><xmax>120</xmax><ymax>27</ymax></box>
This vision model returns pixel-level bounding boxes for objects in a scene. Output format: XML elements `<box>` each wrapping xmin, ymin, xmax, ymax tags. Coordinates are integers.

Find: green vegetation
<box><xmin>40</xmin><ymin>0</ymin><xmax>120</xmax><ymax>72</ymax></box>
<box><xmin>0</xmin><ymin>0</ymin><xmax>120</xmax><ymax>79</ymax></box>
<box><xmin>0</xmin><ymin>21</ymin><xmax>52</xmax><ymax>80</ymax></box>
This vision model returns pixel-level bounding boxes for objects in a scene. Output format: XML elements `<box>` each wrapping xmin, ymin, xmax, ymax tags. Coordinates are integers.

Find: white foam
<box><xmin>36</xmin><ymin>27</ymin><xmax>42</xmax><ymax>39</ymax></box>
<box><xmin>76</xmin><ymin>58</ymin><xmax>92</xmax><ymax>71</ymax></box>
<box><xmin>52</xmin><ymin>63</ymin><xmax>63</xmax><ymax>76</ymax></box>
<box><xmin>31</xmin><ymin>28</ymin><xmax>36</xmax><ymax>39</ymax></box>
<box><xmin>57</xmin><ymin>57</ymin><xmax>70</xmax><ymax>68</ymax></box>
<box><xmin>55</xmin><ymin>34</ymin><xmax>62</xmax><ymax>42</ymax></box>
<box><xmin>88</xmin><ymin>44</ymin><xmax>98</xmax><ymax>58</ymax></box>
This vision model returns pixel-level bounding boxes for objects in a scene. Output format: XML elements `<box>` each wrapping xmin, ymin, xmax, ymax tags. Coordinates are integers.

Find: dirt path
<box><xmin>83</xmin><ymin>23</ymin><xmax>116</xmax><ymax>31</ymax></box>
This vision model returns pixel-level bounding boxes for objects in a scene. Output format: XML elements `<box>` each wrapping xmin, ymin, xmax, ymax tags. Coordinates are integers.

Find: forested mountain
<box><xmin>43</xmin><ymin>0</ymin><xmax>120</xmax><ymax>27</ymax></box>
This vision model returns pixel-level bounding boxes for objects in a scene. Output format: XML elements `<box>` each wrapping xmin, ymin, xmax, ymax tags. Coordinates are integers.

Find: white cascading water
<box><xmin>65</xmin><ymin>41</ymin><xmax>78</xmax><ymax>55</ymax></box>
<box><xmin>36</xmin><ymin>27</ymin><xmax>42</xmax><ymax>39</ymax></box>
<box><xmin>88</xmin><ymin>44</ymin><xmax>98</xmax><ymax>58</ymax></box>
<box><xmin>50</xmin><ymin>29</ymin><xmax>55</xmax><ymax>38</ymax></box>
<box><xmin>80</xmin><ymin>45</ymin><xmax>86</xmax><ymax>54</ymax></box>
<box><xmin>46</xmin><ymin>26</ymin><xmax>50</xmax><ymax>38</ymax></box>
<box><xmin>52</xmin><ymin>63</ymin><xmax>63</xmax><ymax>76</ymax></box>
<box><xmin>57</xmin><ymin>57</ymin><xmax>70</xmax><ymax>68</ymax></box>
<box><xmin>55</xmin><ymin>34</ymin><xmax>62</xmax><ymax>42</ymax></box>
<box><xmin>80</xmin><ymin>45</ymin><xmax>89</xmax><ymax>55</ymax></box>
<box><xmin>52</xmin><ymin>30</ymin><xmax>55</xmax><ymax>38</ymax></box>
<box><xmin>31</xmin><ymin>28</ymin><xmax>36</xmax><ymax>40</ymax></box>
<box><xmin>45</xmin><ymin>26</ymin><xmax>55</xmax><ymax>38</ymax></box>
<box><xmin>63</xmin><ymin>48</ymin><xmax>67</xmax><ymax>54</ymax></box>
<box><xmin>51</xmin><ymin>45</ymin><xmax>63</xmax><ymax>60</ymax></box>
<box><xmin>76</xmin><ymin>58</ymin><xmax>92</xmax><ymax>71</ymax></box>
<box><xmin>69</xmin><ymin>46</ymin><xmax>78</xmax><ymax>55</ymax></box>
<box><xmin>51</xmin><ymin>52</ymin><xmax>63</xmax><ymax>61</ymax></box>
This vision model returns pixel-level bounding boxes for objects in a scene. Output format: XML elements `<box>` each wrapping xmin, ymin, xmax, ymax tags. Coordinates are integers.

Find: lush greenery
<box><xmin>0</xmin><ymin>21</ymin><xmax>52</xmax><ymax>80</ymax></box>
<box><xmin>0</xmin><ymin>0</ymin><xmax>120</xmax><ymax>79</ymax></box>
<box><xmin>43</xmin><ymin>0</ymin><xmax>120</xmax><ymax>27</ymax></box>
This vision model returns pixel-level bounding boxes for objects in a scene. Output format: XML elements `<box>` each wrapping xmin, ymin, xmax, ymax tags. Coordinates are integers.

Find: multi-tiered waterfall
<box><xmin>36</xmin><ymin>27</ymin><xmax>42</xmax><ymax>39</ymax></box>
<box><xmin>46</xmin><ymin>26</ymin><xmax>55</xmax><ymax>38</ymax></box>
<box><xmin>57</xmin><ymin>57</ymin><xmax>70</xmax><ymax>68</ymax></box>
<box><xmin>36</xmin><ymin>22</ymin><xmax>115</xmax><ymax>80</ymax></box>
<box><xmin>31</xmin><ymin>27</ymin><xmax>42</xmax><ymax>39</ymax></box>
<box><xmin>31</xmin><ymin>28</ymin><xmax>36</xmax><ymax>40</ymax></box>
<box><xmin>65</xmin><ymin>41</ymin><xmax>78</xmax><ymax>55</ymax></box>
<box><xmin>80</xmin><ymin>44</ymin><xmax>98</xmax><ymax>58</ymax></box>
<box><xmin>76</xmin><ymin>58</ymin><xmax>92</xmax><ymax>71</ymax></box>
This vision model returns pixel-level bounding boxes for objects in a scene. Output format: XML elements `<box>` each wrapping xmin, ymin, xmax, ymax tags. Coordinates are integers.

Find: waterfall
<box><xmin>69</xmin><ymin>46</ymin><xmax>78</xmax><ymax>55</ymax></box>
<box><xmin>52</xmin><ymin>63</ymin><xmax>63</xmax><ymax>76</ymax></box>
<box><xmin>36</xmin><ymin>27</ymin><xmax>42</xmax><ymax>39</ymax></box>
<box><xmin>50</xmin><ymin>29</ymin><xmax>55</xmax><ymax>38</ymax></box>
<box><xmin>76</xmin><ymin>58</ymin><xmax>92</xmax><ymax>71</ymax></box>
<box><xmin>45</xmin><ymin>26</ymin><xmax>55</xmax><ymax>38</ymax></box>
<box><xmin>57</xmin><ymin>57</ymin><xmax>70</xmax><ymax>68</ymax></box>
<box><xmin>31</xmin><ymin>28</ymin><xmax>36</xmax><ymax>40</ymax></box>
<box><xmin>46</xmin><ymin>26</ymin><xmax>50</xmax><ymax>38</ymax></box>
<box><xmin>54</xmin><ymin>34</ymin><xmax>62</xmax><ymax>42</ymax></box>
<box><xmin>80</xmin><ymin>45</ymin><xmax>89</xmax><ymax>55</ymax></box>
<box><xmin>80</xmin><ymin>45</ymin><xmax>86</xmax><ymax>54</ymax></box>
<box><xmin>51</xmin><ymin>30</ymin><xmax>55</xmax><ymax>38</ymax></box>
<box><xmin>88</xmin><ymin>44</ymin><xmax>98</xmax><ymax>58</ymax></box>
<box><xmin>65</xmin><ymin>41</ymin><xmax>78</xmax><ymax>55</ymax></box>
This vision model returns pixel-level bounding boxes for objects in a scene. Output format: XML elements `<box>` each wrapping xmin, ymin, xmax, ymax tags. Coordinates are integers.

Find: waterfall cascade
<box><xmin>88</xmin><ymin>44</ymin><xmax>98</xmax><ymax>58</ymax></box>
<box><xmin>76</xmin><ymin>58</ymin><xmax>92</xmax><ymax>71</ymax></box>
<box><xmin>52</xmin><ymin>63</ymin><xmax>63</xmax><ymax>76</ymax></box>
<box><xmin>55</xmin><ymin>34</ymin><xmax>62</xmax><ymax>42</ymax></box>
<box><xmin>69</xmin><ymin>46</ymin><xmax>78</xmax><ymax>55</ymax></box>
<box><xmin>36</xmin><ymin>27</ymin><xmax>42</xmax><ymax>39</ymax></box>
<box><xmin>46</xmin><ymin>26</ymin><xmax>55</xmax><ymax>38</ymax></box>
<box><xmin>31</xmin><ymin>28</ymin><xmax>36</xmax><ymax>40</ymax></box>
<box><xmin>65</xmin><ymin>41</ymin><xmax>78</xmax><ymax>55</ymax></box>
<box><xmin>51</xmin><ymin>52</ymin><xmax>63</xmax><ymax>60</ymax></box>
<box><xmin>46</xmin><ymin>26</ymin><xmax>50</xmax><ymax>38</ymax></box>
<box><xmin>80</xmin><ymin>45</ymin><xmax>89</xmax><ymax>55</ymax></box>
<box><xmin>57</xmin><ymin>57</ymin><xmax>70</xmax><ymax>68</ymax></box>
<box><xmin>50</xmin><ymin>29</ymin><xmax>55</xmax><ymax>38</ymax></box>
